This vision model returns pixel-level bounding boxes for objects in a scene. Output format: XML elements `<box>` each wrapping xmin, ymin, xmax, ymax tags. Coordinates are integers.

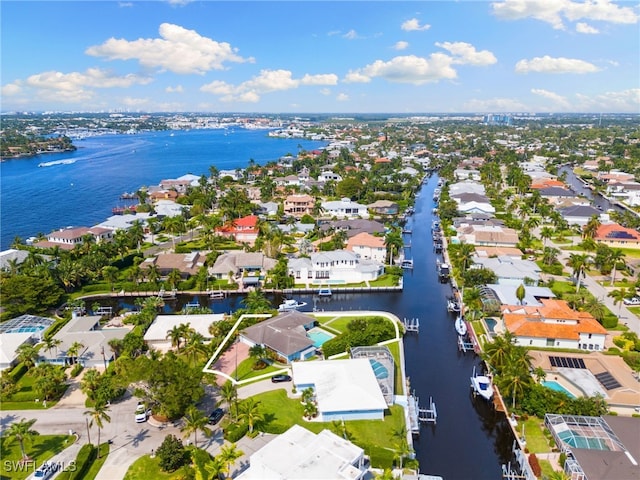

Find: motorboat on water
<box><xmin>455</xmin><ymin>316</ymin><xmax>467</xmax><ymax>336</ymax></box>
<box><xmin>470</xmin><ymin>366</ymin><xmax>494</xmax><ymax>401</ymax></box>
<box><xmin>278</xmin><ymin>299</ymin><xmax>308</xmax><ymax>312</ymax></box>
<box><xmin>447</xmin><ymin>298</ymin><xmax>461</xmax><ymax>313</ymax></box>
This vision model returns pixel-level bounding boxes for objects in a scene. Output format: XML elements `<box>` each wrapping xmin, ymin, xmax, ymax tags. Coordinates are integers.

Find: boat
<box><xmin>401</xmin><ymin>259</ymin><xmax>414</xmax><ymax>269</ymax></box>
<box><xmin>317</xmin><ymin>287</ymin><xmax>332</xmax><ymax>297</ymax></box>
<box><xmin>470</xmin><ymin>366</ymin><xmax>494</xmax><ymax>401</ymax></box>
<box><xmin>278</xmin><ymin>299</ymin><xmax>308</xmax><ymax>312</ymax></box>
<box><xmin>38</xmin><ymin>158</ymin><xmax>76</xmax><ymax>167</ymax></box>
<box><xmin>455</xmin><ymin>316</ymin><xmax>467</xmax><ymax>336</ymax></box>
<box><xmin>447</xmin><ymin>298</ymin><xmax>461</xmax><ymax>313</ymax></box>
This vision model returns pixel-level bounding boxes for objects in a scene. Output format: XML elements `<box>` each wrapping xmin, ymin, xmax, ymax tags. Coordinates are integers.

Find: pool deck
<box><xmin>529</xmin><ymin>351</ymin><xmax>640</xmax><ymax>413</ymax></box>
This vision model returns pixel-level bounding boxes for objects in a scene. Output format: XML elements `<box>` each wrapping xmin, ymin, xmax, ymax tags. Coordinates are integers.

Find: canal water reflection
<box><xmin>106</xmin><ymin>174</ymin><xmax>514</xmax><ymax>478</ymax></box>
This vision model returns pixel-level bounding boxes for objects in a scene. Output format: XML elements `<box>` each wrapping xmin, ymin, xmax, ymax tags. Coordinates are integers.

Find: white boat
<box><xmin>447</xmin><ymin>298</ymin><xmax>461</xmax><ymax>313</ymax></box>
<box><xmin>470</xmin><ymin>366</ymin><xmax>494</xmax><ymax>401</ymax></box>
<box><xmin>278</xmin><ymin>299</ymin><xmax>307</xmax><ymax>312</ymax></box>
<box><xmin>38</xmin><ymin>158</ymin><xmax>76</xmax><ymax>167</ymax></box>
<box><xmin>455</xmin><ymin>316</ymin><xmax>467</xmax><ymax>336</ymax></box>
<box><xmin>317</xmin><ymin>287</ymin><xmax>332</xmax><ymax>297</ymax></box>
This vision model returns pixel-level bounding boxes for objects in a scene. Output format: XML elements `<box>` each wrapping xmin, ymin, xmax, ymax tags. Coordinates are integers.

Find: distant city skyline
<box><xmin>1</xmin><ymin>1</ymin><xmax>639</xmax><ymax>114</ymax></box>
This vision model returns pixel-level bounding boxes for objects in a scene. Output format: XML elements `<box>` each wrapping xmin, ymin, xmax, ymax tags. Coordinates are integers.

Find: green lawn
<box><xmin>1</xmin><ymin>371</ymin><xmax>65</xmax><ymax>410</ymax></box>
<box><xmin>229</xmin><ymin>357</ymin><xmax>283</xmax><ymax>383</ymax></box>
<box><xmin>368</xmin><ymin>274</ymin><xmax>399</xmax><ymax>287</ymax></box>
<box><xmin>124</xmin><ymin>454</ymin><xmax>192</xmax><ymax>480</ymax></box>
<box><xmin>319</xmin><ymin>316</ymin><xmax>362</xmax><ymax>333</ymax></box>
<box><xmin>0</xmin><ymin>435</ymin><xmax>74</xmax><ymax>480</ymax></box>
<box><xmin>384</xmin><ymin>340</ymin><xmax>405</xmax><ymax>395</ymax></box>
<box><xmin>252</xmin><ymin>389</ymin><xmax>405</xmax><ymax>468</ymax></box>
<box><xmin>518</xmin><ymin>417</ymin><xmax>552</xmax><ymax>453</ymax></box>
<box><xmin>84</xmin><ymin>443</ymin><xmax>111</xmax><ymax>480</ymax></box>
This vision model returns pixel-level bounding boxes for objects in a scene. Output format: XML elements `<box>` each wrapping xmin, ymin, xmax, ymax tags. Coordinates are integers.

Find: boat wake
<box><xmin>38</xmin><ymin>159</ymin><xmax>77</xmax><ymax>167</ymax></box>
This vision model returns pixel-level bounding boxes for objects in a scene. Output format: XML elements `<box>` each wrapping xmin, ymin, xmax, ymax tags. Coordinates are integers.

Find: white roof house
<box><xmin>236</xmin><ymin>424</ymin><xmax>367</xmax><ymax>480</ymax></box>
<box><xmin>321</xmin><ymin>198</ymin><xmax>369</xmax><ymax>219</ymax></box>
<box><xmin>292</xmin><ymin>358</ymin><xmax>387</xmax><ymax>421</ymax></box>
<box><xmin>288</xmin><ymin>250</ymin><xmax>384</xmax><ymax>285</ymax></box>
<box><xmin>0</xmin><ymin>332</ymin><xmax>34</xmax><ymax>371</ymax></box>
<box><xmin>472</xmin><ymin>256</ymin><xmax>541</xmax><ymax>286</ymax></box>
<box><xmin>144</xmin><ymin>314</ymin><xmax>225</xmax><ymax>352</ymax></box>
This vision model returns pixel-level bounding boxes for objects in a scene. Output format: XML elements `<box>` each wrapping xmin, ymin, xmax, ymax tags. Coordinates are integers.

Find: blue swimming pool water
<box><xmin>307</xmin><ymin>329</ymin><xmax>333</xmax><ymax>348</ymax></box>
<box><xmin>485</xmin><ymin>318</ymin><xmax>497</xmax><ymax>333</ymax></box>
<box><xmin>369</xmin><ymin>359</ymin><xmax>389</xmax><ymax>379</ymax></box>
<box><xmin>542</xmin><ymin>380</ymin><xmax>576</xmax><ymax>399</ymax></box>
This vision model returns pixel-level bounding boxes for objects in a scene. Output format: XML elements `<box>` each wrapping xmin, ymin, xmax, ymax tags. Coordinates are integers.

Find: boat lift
<box><xmin>403</xmin><ymin>317</ymin><xmax>420</xmax><ymax>333</ymax></box>
<box><xmin>418</xmin><ymin>396</ymin><xmax>437</xmax><ymax>425</ymax></box>
<box><xmin>457</xmin><ymin>335</ymin><xmax>475</xmax><ymax>353</ymax></box>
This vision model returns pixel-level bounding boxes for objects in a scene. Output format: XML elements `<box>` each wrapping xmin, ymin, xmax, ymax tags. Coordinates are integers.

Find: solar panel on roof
<box><xmin>549</xmin><ymin>356</ymin><xmax>586</xmax><ymax>369</ymax></box>
<box><xmin>595</xmin><ymin>372</ymin><xmax>621</xmax><ymax>390</ymax></box>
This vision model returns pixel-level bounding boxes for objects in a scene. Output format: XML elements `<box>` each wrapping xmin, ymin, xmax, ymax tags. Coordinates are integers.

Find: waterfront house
<box><xmin>538</xmin><ymin>186</ymin><xmax>576</xmax><ymax>204</ymax></box>
<box><xmin>452</xmin><ymin>193</ymin><xmax>496</xmax><ymax>215</ymax></box>
<box><xmin>215</xmin><ymin>215</ymin><xmax>259</xmax><ymax>245</ymax></box>
<box><xmin>501</xmin><ymin>299</ymin><xmax>607</xmax><ymax>351</ymax></box>
<box><xmin>236</xmin><ymin>424</ymin><xmax>368</xmax><ymax>480</ymax></box>
<box><xmin>318</xmin><ymin>170</ymin><xmax>342</xmax><ymax>183</ymax></box>
<box><xmin>284</xmin><ymin>194</ymin><xmax>315</xmax><ymax>218</ymax></box>
<box><xmin>456</xmin><ymin>224</ymin><xmax>519</xmax><ymax>247</ymax></box>
<box><xmin>449</xmin><ymin>180</ymin><xmax>486</xmax><ymax>197</ymax></box>
<box><xmin>291</xmin><ymin>358</ymin><xmax>388</xmax><ymax>421</ymax></box>
<box><xmin>38</xmin><ymin>314</ymin><xmax>129</xmax><ymax>369</ymax></box>
<box><xmin>346</xmin><ymin>232</ymin><xmax>387</xmax><ymax>264</ymax></box>
<box><xmin>209</xmin><ymin>251</ymin><xmax>277</xmax><ymax>287</ymax></box>
<box><xmin>143</xmin><ymin>313</ymin><xmax>224</xmax><ymax>353</ymax></box>
<box><xmin>288</xmin><ymin>250</ymin><xmax>384</xmax><ymax>284</ymax></box>
<box><xmin>594</xmin><ymin>222</ymin><xmax>640</xmax><ymax>249</ymax></box>
<box><xmin>240</xmin><ymin>311</ymin><xmax>316</xmax><ymax>363</ymax></box>
<box><xmin>34</xmin><ymin>226</ymin><xmax>113</xmax><ymax>251</ymax></box>
<box><xmin>321</xmin><ymin>198</ymin><xmax>370</xmax><ymax>219</ymax></box>
<box><xmin>0</xmin><ymin>249</ymin><xmax>30</xmax><ymax>271</ymax></box>
<box><xmin>141</xmin><ymin>251</ymin><xmax>206</xmax><ymax>278</ymax></box>
<box><xmin>471</xmin><ymin>255</ymin><xmax>541</xmax><ymax>286</ymax></box>
<box><xmin>0</xmin><ymin>332</ymin><xmax>35</xmax><ymax>371</ymax></box>
<box><xmin>367</xmin><ymin>199</ymin><xmax>399</xmax><ymax>215</ymax></box>
<box><xmin>454</xmin><ymin>168</ymin><xmax>481</xmax><ymax>181</ymax></box>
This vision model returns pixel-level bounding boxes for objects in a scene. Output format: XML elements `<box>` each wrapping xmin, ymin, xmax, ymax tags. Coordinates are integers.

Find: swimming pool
<box><xmin>542</xmin><ymin>380</ymin><xmax>576</xmax><ymax>399</ymax></box>
<box><xmin>307</xmin><ymin>329</ymin><xmax>333</xmax><ymax>348</ymax></box>
<box><xmin>485</xmin><ymin>318</ymin><xmax>497</xmax><ymax>333</ymax></box>
<box><xmin>369</xmin><ymin>359</ymin><xmax>389</xmax><ymax>379</ymax></box>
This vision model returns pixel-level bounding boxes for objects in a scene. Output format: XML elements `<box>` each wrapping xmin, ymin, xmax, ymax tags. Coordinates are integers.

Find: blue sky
<box><xmin>2</xmin><ymin>0</ymin><xmax>639</xmax><ymax>113</ymax></box>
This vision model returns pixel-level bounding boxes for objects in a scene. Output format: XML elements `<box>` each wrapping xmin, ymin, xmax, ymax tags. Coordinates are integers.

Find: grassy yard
<box><xmin>124</xmin><ymin>454</ymin><xmax>192</xmax><ymax>480</ymax></box>
<box><xmin>384</xmin><ymin>340</ymin><xmax>405</xmax><ymax>395</ymax></box>
<box><xmin>0</xmin><ymin>435</ymin><xmax>74</xmax><ymax>480</ymax></box>
<box><xmin>368</xmin><ymin>274</ymin><xmax>399</xmax><ymax>287</ymax></box>
<box><xmin>229</xmin><ymin>357</ymin><xmax>282</xmax><ymax>383</ymax></box>
<box><xmin>518</xmin><ymin>417</ymin><xmax>552</xmax><ymax>453</ymax></box>
<box><xmin>253</xmin><ymin>389</ymin><xmax>406</xmax><ymax>468</ymax></box>
<box><xmin>84</xmin><ymin>443</ymin><xmax>111</xmax><ymax>480</ymax></box>
<box><xmin>1</xmin><ymin>371</ymin><xmax>65</xmax><ymax>410</ymax></box>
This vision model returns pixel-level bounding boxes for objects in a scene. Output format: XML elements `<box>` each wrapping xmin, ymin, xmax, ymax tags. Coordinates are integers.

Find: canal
<box><xmin>559</xmin><ymin>165</ymin><xmax>624</xmax><ymax>213</ymax></box>
<box><xmin>103</xmin><ymin>174</ymin><xmax>514</xmax><ymax>478</ymax></box>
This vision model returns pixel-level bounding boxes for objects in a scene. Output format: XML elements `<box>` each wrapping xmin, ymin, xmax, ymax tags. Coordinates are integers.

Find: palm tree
<box><xmin>41</xmin><ymin>337</ymin><xmax>62</xmax><ymax>358</ymax></box>
<box><xmin>219</xmin><ymin>381</ymin><xmax>238</xmax><ymax>421</ymax></box>
<box><xmin>582</xmin><ymin>215</ymin><xmax>601</xmax><ymax>240</ymax></box>
<box><xmin>482</xmin><ymin>331</ymin><xmax>516</xmax><ymax>371</ymax></box>
<box><xmin>66</xmin><ymin>341</ymin><xmax>84</xmax><ymax>365</ymax></box>
<box><xmin>384</xmin><ymin>229</ymin><xmax>403</xmax><ymax>265</ymax></box>
<box><xmin>166</xmin><ymin>325</ymin><xmax>184</xmax><ymax>351</ymax></box>
<box><xmin>182</xmin><ymin>331</ymin><xmax>208</xmax><ymax>366</ymax></box>
<box><xmin>499</xmin><ymin>363</ymin><xmax>533</xmax><ymax>410</ymax></box>
<box><xmin>608</xmin><ymin>248</ymin><xmax>626</xmax><ymax>286</ymax></box>
<box><xmin>241</xmin><ymin>289</ymin><xmax>272</xmax><ymax>313</ymax></box>
<box><xmin>238</xmin><ymin>397</ymin><xmax>263</xmax><ymax>435</ymax></box>
<box><xmin>456</xmin><ymin>243</ymin><xmax>476</xmax><ymax>272</ymax></box>
<box><xmin>608</xmin><ymin>288</ymin><xmax>628</xmax><ymax>316</ymax></box>
<box><xmin>582</xmin><ymin>297</ymin><xmax>606</xmax><ymax>322</ymax></box>
<box><xmin>7</xmin><ymin>418</ymin><xmax>39</xmax><ymax>460</ymax></box>
<box><xmin>16</xmin><ymin>344</ymin><xmax>39</xmax><ymax>370</ymax></box>
<box><xmin>180</xmin><ymin>406</ymin><xmax>211</xmax><ymax>447</ymax></box>
<box><xmin>539</xmin><ymin>226</ymin><xmax>554</xmax><ymax>247</ymax></box>
<box><xmin>248</xmin><ymin>344</ymin><xmax>268</xmax><ymax>366</ymax></box>
<box><xmin>80</xmin><ymin>368</ymin><xmax>102</xmax><ymax>401</ymax></box>
<box><xmin>567</xmin><ymin>253</ymin><xmax>592</xmax><ymax>293</ymax></box>
<box><xmin>218</xmin><ymin>442</ymin><xmax>244</xmax><ymax>479</ymax></box>
<box><xmin>84</xmin><ymin>402</ymin><xmax>111</xmax><ymax>456</ymax></box>
<box><xmin>392</xmin><ymin>425</ymin><xmax>412</xmax><ymax>470</ymax></box>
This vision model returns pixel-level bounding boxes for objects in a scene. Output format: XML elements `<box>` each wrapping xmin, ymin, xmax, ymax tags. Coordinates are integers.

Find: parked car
<box><xmin>135</xmin><ymin>402</ymin><xmax>151</xmax><ymax>423</ymax></box>
<box><xmin>271</xmin><ymin>374</ymin><xmax>292</xmax><ymax>383</ymax></box>
<box><xmin>623</xmin><ymin>297</ymin><xmax>640</xmax><ymax>305</ymax></box>
<box><xmin>33</xmin><ymin>461</ymin><xmax>60</xmax><ymax>480</ymax></box>
<box><xmin>208</xmin><ymin>407</ymin><xmax>225</xmax><ymax>425</ymax></box>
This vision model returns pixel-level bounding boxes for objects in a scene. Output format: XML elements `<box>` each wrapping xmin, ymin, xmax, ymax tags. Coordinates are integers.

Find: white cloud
<box><xmin>337</xmin><ymin>93</ymin><xmax>349</xmax><ymax>101</ymax></box>
<box><xmin>515</xmin><ymin>55</ymin><xmax>600</xmax><ymax>73</ymax></box>
<box><xmin>344</xmin><ymin>71</ymin><xmax>372</xmax><ymax>83</ymax></box>
<box><xmin>346</xmin><ymin>54</ymin><xmax>457</xmax><ymax>85</ymax></box>
<box><xmin>320</xmin><ymin>88</ymin><xmax>331</xmax><ymax>96</ymax></box>
<box><xmin>394</xmin><ymin>41</ymin><xmax>409</xmax><ymax>51</ymax></box>
<box><xmin>1</xmin><ymin>82</ymin><xmax>22</xmax><ymax>96</ymax></box>
<box><xmin>531</xmin><ymin>88</ymin><xmax>571</xmax><ymax>108</ymax></box>
<box><xmin>401</xmin><ymin>18</ymin><xmax>431</xmax><ymax>31</ymax></box>
<box><xmin>300</xmin><ymin>73</ymin><xmax>338</xmax><ymax>86</ymax></box>
<box><xmin>435</xmin><ymin>42</ymin><xmax>497</xmax><ymax>66</ymax></box>
<box><xmin>491</xmin><ymin>0</ymin><xmax>638</xmax><ymax>30</ymax></box>
<box><xmin>200</xmin><ymin>69</ymin><xmax>336</xmax><ymax>103</ymax></box>
<box><xmin>576</xmin><ymin>22</ymin><xmax>599</xmax><ymax>34</ymax></box>
<box><xmin>165</xmin><ymin>85</ymin><xmax>184</xmax><ymax>93</ymax></box>
<box><xmin>121</xmin><ymin>96</ymin><xmax>151</xmax><ymax>107</ymax></box>
<box><xmin>343</xmin><ymin>30</ymin><xmax>359</xmax><ymax>40</ymax></box>
<box><xmin>86</xmin><ymin>23</ymin><xmax>253</xmax><ymax>75</ymax></box>
<box><xmin>26</xmin><ymin>68</ymin><xmax>152</xmax><ymax>90</ymax></box>
<box><xmin>576</xmin><ymin>88</ymin><xmax>640</xmax><ymax>112</ymax></box>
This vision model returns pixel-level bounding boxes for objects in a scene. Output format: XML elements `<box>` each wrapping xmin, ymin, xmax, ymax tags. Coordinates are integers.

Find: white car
<box><xmin>135</xmin><ymin>403</ymin><xmax>151</xmax><ymax>423</ymax></box>
<box><xmin>623</xmin><ymin>297</ymin><xmax>640</xmax><ymax>306</ymax></box>
<box><xmin>33</xmin><ymin>461</ymin><xmax>59</xmax><ymax>480</ymax></box>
